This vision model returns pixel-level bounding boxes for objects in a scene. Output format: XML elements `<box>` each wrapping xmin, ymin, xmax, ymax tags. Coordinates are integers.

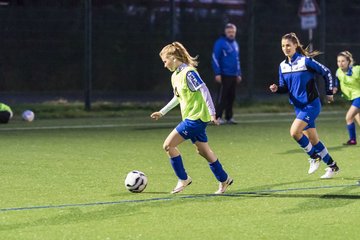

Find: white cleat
<box><xmin>308</xmin><ymin>157</ymin><xmax>321</xmax><ymax>174</ymax></box>
<box><xmin>214</xmin><ymin>177</ymin><xmax>233</xmax><ymax>194</ymax></box>
<box><xmin>170</xmin><ymin>176</ymin><xmax>192</xmax><ymax>194</ymax></box>
<box><xmin>320</xmin><ymin>166</ymin><xmax>340</xmax><ymax>179</ymax></box>
<box><xmin>227</xmin><ymin>118</ymin><xmax>238</xmax><ymax>125</ymax></box>
<box><xmin>217</xmin><ymin>118</ymin><xmax>226</xmax><ymax>125</ymax></box>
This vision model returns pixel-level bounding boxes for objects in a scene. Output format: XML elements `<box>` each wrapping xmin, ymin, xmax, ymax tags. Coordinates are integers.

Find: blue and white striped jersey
<box><xmin>278</xmin><ymin>52</ymin><xmax>334</xmax><ymax>108</ymax></box>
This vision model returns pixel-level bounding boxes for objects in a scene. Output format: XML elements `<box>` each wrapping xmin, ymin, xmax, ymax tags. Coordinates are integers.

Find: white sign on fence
<box><xmin>301</xmin><ymin>15</ymin><xmax>317</xmax><ymax>30</ymax></box>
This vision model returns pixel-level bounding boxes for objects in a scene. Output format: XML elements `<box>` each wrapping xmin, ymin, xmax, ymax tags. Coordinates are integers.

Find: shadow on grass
<box><xmin>236</xmin><ymin>179</ymin><xmax>320</xmax><ymax>192</ymax></box>
<box><xmin>245</xmin><ymin>192</ymin><xmax>360</xmax><ymax>200</ymax></box>
<box><xmin>1</xmin><ymin>181</ymin><xmax>359</xmax><ymax>232</ymax></box>
<box><xmin>109</xmin><ymin>191</ymin><xmax>170</xmax><ymax>197</ymax></box>
<box><xmin>278</xmin><ymin>186</ymin><xmax>359</xmax><ymax>214</ymax></box>
<box><xmin>277</xmin><ymin>145</ymin><xmax>348</xmax><ymax>155</ymax></box>
<box><xmin>0</xmin><ymin>204</ymin><xmax>145</xmax><ymax>232</ymax></box>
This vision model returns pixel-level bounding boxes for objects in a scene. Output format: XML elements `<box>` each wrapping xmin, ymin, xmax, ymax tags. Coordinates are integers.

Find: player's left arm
<box><xmin>306</xmin><ymin>58</ymin><xmax>334</xmax><ymax>102</ymax></box>
<box><xmin>150</xmin><ymin>95</ymin><xmax>179</xmax><ymax>120</ymax></box>
<box><xmin>186</xmin><ymin>71</ymin><xmax>217</xmax><ymax>122</ymax></box>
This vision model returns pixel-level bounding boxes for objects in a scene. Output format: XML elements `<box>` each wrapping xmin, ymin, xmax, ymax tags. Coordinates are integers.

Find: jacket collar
<box><xmin>285</xmin><ymin>52</ymin><xmax>301</xmax><ymax>64</ymax></box>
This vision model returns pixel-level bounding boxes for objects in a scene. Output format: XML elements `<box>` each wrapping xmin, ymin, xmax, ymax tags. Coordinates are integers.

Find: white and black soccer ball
<box><xmin>124</xmin><ymin>170</ymin><xmax>148</xmax><ymax>193</ymax></box>
<box><xmin>22</xmin><ymin>110</ymin><xmax>35</xmax><ymax>122</ymax></box>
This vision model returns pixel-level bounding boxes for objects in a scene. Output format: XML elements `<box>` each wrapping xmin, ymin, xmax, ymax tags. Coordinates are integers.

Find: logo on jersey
<box><xmin>281</xmin><ymin>56</ymin><xmax>307</xmax><ymax>73</ymax></box>
<box><xmin>305</xmin><ymin>116</ymin><xmax>310</xmax><ymax>121</ymax></box>
<box><xmin>187</xmin><ymin>71</ymin><xmax>203</xmax><ymax>90</ymax></box>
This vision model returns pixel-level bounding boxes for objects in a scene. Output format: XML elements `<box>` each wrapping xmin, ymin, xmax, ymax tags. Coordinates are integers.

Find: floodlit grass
<box><xmin>1</xmin><ymin>111</ymin><xmax>359</xmax><ymax>239</ymax></box>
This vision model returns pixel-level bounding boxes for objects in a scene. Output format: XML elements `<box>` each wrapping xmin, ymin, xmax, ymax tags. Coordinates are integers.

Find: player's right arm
<box><xmin>270</xmin><ymin>66</ymin><xmax>288</xmax><ymax>93</ymax></box>
<box><xmin>150</xmin><ymin>95</ymin><xmax>179</xmax><ymax>120</ymax></box>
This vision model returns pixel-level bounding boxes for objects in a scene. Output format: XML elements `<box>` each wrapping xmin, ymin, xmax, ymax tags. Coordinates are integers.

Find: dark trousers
<box><xmin>216</xmin><ymin>75</ymin><xmax>237</xmax><ymax>120</ymax></box>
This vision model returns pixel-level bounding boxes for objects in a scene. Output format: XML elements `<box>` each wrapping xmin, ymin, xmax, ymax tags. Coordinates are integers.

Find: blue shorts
<box><xmin>294</xmin><ymin>98</ymin><xmax>321</xmax><ymax>130</ymax></box>
<box><xmin>175</xmin><ymin>119</ymin><xmax>208</xmax><ymax>144</ymax></box>
<box><xmin>351</xmin><ymin>97</ymin><xmax>360</xmax><ymax>108</ymax></box>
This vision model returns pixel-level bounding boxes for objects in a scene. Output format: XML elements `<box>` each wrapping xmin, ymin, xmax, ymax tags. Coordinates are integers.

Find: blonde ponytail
<box><xmin>159</xmin><ymin>42</ymin><xmax>199</xmax><ymax>67</ymax></box>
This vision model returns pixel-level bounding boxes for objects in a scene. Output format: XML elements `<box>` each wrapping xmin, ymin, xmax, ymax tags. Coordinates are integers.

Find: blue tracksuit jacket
<box><xmin>278</xmin><ymin>52</ymin><xmax>334</xmax><ymax>108</ymax></box>
<box><xmin>211</xmin><ymin>36</ymin><xmax>241</xmax><ymax>77</ymax></box>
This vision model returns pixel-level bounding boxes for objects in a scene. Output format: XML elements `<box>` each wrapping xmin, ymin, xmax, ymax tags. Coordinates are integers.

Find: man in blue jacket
<box><xmin>212</xmin><ymin>23</ymin><xmax>242</xmax><ymax>124</ymax></box>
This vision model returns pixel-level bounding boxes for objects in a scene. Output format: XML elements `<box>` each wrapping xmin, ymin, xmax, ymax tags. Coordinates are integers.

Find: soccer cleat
<box><xmin>217</xmin><ymin>118</ymin><xmax>226</xmax><ymax>125</ymax></box>
<box><xmin>308</xmin><ymin>156</ymin><xmax>321</xmax><ymax>174</ymax></box>
<box><xmin>170</xmin><ymin>176</ymin><xmax>192</xmax><ymax>194</ymax></box>
<box><xmin>226</xmin><ymin>118</ymin><xmax>238</xmax><ymax>125</ymax></box>
<box><xmin>320</xmin><ymin>165</ymin><xmax>340</xmax><ymax>179</ymax></box>
<box><xmin>343</xmin><ymin>139</ymin><xmax>357</xmax><ymax>145</ymax></box>
<box><xmin>214</xmin><ymin>177</ymin><xmax>233</xmax><ymax>194</ymax></box>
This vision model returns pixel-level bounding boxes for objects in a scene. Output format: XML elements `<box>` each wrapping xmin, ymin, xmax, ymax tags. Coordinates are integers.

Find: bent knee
<box><xmin>345</xmin><ymin>116</ymin><xmax>353</xmax><ymax>124</ymax></box>
<box><xmin>163</xmin><ymin>142</ymin><xmax>178</xmax><ymax>152</ymax></box>
<box><xmin>163</xmin><ymin>143</ymin><xmax>171</xmax><ymax>152</ymax></box>
<box><xmin>290</xmin><ymin>129</ymin><xmax>302</xmax><ymax>139</ymax></box>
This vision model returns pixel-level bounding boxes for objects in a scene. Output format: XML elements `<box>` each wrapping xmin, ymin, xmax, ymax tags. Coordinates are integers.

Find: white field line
<box><xmin>0</xmin><ymin>114</ymin><xmax>344</xmax><ymax>131</ymax></box>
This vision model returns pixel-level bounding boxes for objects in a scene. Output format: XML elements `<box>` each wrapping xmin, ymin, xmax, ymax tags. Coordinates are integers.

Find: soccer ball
<box><xmin>124</xmin><ymin>170</ymin><xmax>148</xmax><ymax>193</ymax></box>
<box><xmin>22</xmin><ymin>110</ymin><xmax>35</xmax><ymax>122</ymax></box>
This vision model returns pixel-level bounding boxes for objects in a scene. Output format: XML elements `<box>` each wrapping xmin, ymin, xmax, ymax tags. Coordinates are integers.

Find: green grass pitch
<box><xmin>1</xmin><ymin>112</ymin><xmax>360</xmax><ymax>239</ymax></box>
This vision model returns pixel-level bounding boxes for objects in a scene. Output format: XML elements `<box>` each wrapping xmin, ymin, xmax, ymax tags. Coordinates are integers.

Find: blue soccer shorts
<box><xmin>175</xmin><ymin>119</ymin><xmax>208</xmax><ymax>144</ymax></box>
<box><xmin>351</xmin><ymin>97</ymin><xmax>360</xmax><ymax>108</ymax></box>
<box><xmin>294</xmin><ymin>98</ymin><xmax>321</xmax><ymax>130</ymax></box>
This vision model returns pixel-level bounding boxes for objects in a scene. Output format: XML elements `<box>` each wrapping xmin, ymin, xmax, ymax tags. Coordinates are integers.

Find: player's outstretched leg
<box><xmin>194</xmin><ymin>141</ymin><xmax>233</xmax><ymax>194</ymax></box>
<box><xmin>209</xmin><ymin>160</ymin><xmax>233</xmax><ymax>194</ymax></box>
<box><xmin>313</xmin><ymin>141</ymin><xmax>340</xmax><ymax>179</ymax></box>
<box><xmin>296</xmin><ymin>134</ymin><xmax>321</xmax><ymax>174</ymax></box>
<box><xmin>171</xmin><ymin>175</ymin><xmax>192</xmax><ymax>194</ymax></box>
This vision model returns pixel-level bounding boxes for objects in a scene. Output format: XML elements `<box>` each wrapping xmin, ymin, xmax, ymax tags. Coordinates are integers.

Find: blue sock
<box><xmin>296</xmin><ymin>135</ymin><xmax>316</xmax><ymax>157</ymax></box>
<box><xmin>347</xmin><ymin>122</ymin><xmax>356</xmax><ymax>140</ymax></box>
<box><xmin>209</xmin><ymin>160</ymin><xmax>228</xmax><ymax>182</ymax></box>
<box><xmin>170</xmin><ymin>155</ymin><xmax>188</xmax><ymax>180</ymax></box>
<box><xmin>313</xmin><ymin>141</ymin><xmax>333</xmax><ymax>165</ymax></box>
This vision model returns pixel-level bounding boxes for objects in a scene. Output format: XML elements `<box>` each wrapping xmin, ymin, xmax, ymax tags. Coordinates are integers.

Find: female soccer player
<box><xmin>151</xmin><ymin>42</ymin><xmax>233</xmax><ymax>194</ymax></box>
<box><xmin>269</xmin><ymin>32</ymin><xmax>340</xmax><ymax>179</ymax></box>
<box><xmin>333</xmin><ymin>51</ymin><xmax>360</xmax><ymax>145</ymax></box>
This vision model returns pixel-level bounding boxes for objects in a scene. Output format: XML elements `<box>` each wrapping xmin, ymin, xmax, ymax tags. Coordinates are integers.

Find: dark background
<box><xmin>0</xmin><ymin>0</ymin><xmax>359</xmax><ymax>103</ymax></box>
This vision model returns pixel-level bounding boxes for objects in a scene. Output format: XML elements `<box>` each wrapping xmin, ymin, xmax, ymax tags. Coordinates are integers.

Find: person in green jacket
<box><xmin>333</xmin><ymin>51</ymin><xmax>360</xmax><ymax>145</ymax></box>
<box><xmin>0</xmin><ymin>102</ymin><xmax>13</xmax><ymax>123</ymax></box>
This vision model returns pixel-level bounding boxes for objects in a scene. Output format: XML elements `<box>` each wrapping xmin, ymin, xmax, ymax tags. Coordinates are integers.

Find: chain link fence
<box><xmin>0</xmin><ymin>0</ymin><xmax>359</xmax><ymax>103</ymax></box>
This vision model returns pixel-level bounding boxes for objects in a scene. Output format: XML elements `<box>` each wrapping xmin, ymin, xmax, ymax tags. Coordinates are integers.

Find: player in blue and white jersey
<box><xmin>269</xmin><ymin>32</ymin><xmax>340</xmax><ymax>179</ymax></box>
